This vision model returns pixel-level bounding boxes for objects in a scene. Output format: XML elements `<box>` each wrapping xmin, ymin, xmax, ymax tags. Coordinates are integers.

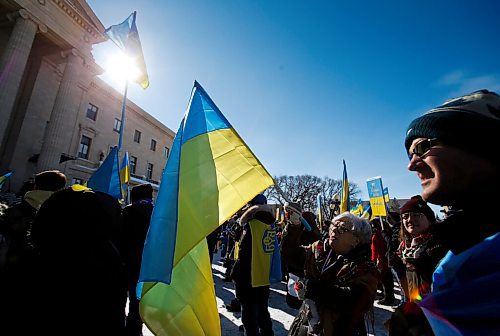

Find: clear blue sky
<box><xmin>88</xmin><ymin>0</ymin><xmax>500</xmax><ymax>209</ymax></box>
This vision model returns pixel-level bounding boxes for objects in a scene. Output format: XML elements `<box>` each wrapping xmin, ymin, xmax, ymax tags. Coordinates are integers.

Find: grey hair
<box><xmin>333</xmin><ymin>212</ymin><xmax>372</xmax><ymax>245</ymax></box>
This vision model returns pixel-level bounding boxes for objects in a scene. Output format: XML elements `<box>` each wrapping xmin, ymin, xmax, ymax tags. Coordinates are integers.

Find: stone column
<box><xmin>37</xmin><ymin>49</ymin><xmax>84</xmax><ymax>171</ymax></box>
<box><xmin>0</xmin><ymin>9</ymin><xmax>45</xmax><ymax>148</ymax></box>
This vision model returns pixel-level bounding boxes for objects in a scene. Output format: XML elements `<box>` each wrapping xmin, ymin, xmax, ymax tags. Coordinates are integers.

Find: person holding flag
<box><xmin>230</xmin><ymin>194</ymin><xmax>281</xmax><ymax>336</ymax></box>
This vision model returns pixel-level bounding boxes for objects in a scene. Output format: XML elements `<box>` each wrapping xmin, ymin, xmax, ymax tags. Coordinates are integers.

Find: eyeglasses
<box><xmin>401</xmin><ymin>212</ymin><xmax>424</xmax><ymax>221</ymax></box>
<box><xmin>329</xmin><ymin>223</ymin><xmax>352</xmax><ymax>235</ymax></box>
<box><xmin>408</xmin><ymin>138</ymin><xmax>440</xmax><ymax>161</ymax></box>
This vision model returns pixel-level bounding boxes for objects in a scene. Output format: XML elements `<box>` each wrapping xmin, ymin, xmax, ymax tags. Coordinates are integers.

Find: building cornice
<box><xmin>50</xmin><ymin>0</ymin><xmax>105</xmax><ymax>44</ymax></box>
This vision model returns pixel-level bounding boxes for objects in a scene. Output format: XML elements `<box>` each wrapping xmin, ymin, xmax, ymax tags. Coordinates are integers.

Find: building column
<box><xmin>0</xmin><ymin>9</ymin><xmax>45</xmax><ymax>148</ymax></box>
<box><xmin>37</xmin><ymin>49</ymin><xmax>84</xmax><ymax>171</ymax></box>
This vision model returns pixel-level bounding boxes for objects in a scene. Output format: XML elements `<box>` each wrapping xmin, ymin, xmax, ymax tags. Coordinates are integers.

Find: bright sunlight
<box><xmin>105</xmin><ymin>52</ymin><xmax>140</xmax><ymax>83</ymax></box>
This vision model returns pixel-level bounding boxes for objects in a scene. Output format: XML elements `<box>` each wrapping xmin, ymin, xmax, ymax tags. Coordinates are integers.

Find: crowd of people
<box><xmin>0</xmin><ymin>89</ymin><xmax>499</xmax><ymax>335</ymax></box>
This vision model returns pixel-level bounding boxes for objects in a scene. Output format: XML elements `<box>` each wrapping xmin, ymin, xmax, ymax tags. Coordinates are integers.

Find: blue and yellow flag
<box><xmin>361</xmin><ymin>203</ymin><xmax>373</xmax><ymax>220</ymax></box>
<box><xmin>138</xmin><ymin>81</ymin><xmax>274</xmax><ymax>335</ymax></box>
<box><xmin>350</xmin><ymin>198</ymin><xmax>363</xmax><ymax>216</ymax></box>
<box><xmin>105</xmin><ymin>11</ymin><xmax>149</xmax><ymax>89</ymax></box>
<box><xmin>119</xmin><ymin>151</ymin><xmax>130</xmax><ymax>199</ymax></box>
<box><xmin>0</xmin><ymin>171</ymin><xmax>13</xmax><ymax>189</ymax></box>
<box><xmin>340</xmin><ymin>160</ymin><xmax>349</xmax><ymax>213</ymax></box>
<box><xmin>87</xmin><ymin>147</ymin><xmax>122</xmax><ymax>199</ymax></box>
<box><xmin>316</xmin><ymin>194</ymin><xmax>323</xmax><ymax>226</ymax></box>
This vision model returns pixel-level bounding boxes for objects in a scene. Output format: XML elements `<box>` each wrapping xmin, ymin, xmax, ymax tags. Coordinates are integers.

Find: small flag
<box><xmin>87</xmin><ymin>147</ymin><xmax>121</xmax><ymax>199</ymax></box>
<box><xmin>119</xmin><ymin>151</ymin><xmax>130</xmax><ymax>199</ymax></box>
<box><xmin>350</xmin><ymin>198</ymin><xmax>363</xmax><ymax>216</ymax></box>
<box><xmin>105</xmin><ymin>11</ymin><xmax>149</xmax><ymax>89</ymax></box>
<box><xmin>316</xmin><ymin>194</ymin><xmax>323</xmax><ymax>226</ymax></box>
<box><xmin>0</xmin><ymin>171</ymin><xmax>13</xmax><ymax>189</ymax></box>
<box><xmin>361</xmin><ymin>203</ymin><xmax>373</xmax><ymax>220</ymax></box>
<box><xmin>340</xmin><ymin>160</ymin><xmax>349</xmax><ymax>213</ymax></box>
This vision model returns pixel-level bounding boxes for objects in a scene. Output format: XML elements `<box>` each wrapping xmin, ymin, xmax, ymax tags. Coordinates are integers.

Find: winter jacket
<box><xmin>230</xmin><ymin>204</ymin><xmax>277</xmax><ymax>301</ymax></box>
<box><xmin>122</xmin><ymin>200</ymin><xmax>153</xmax><ymax>289</ymax></box>
<box><xmin>289</xmin><ymin>242</ymin><xmax>378</xmax><ymax>336</ymax></box>
<box><xmin>398</xmin><ymin>233</ymin><xmax>446</xmax><ymax>301</ymax></box>
<box><xmin>281</xmin><ymin>221</ymin><xmax>321</xmax><ymax>277</ymax></box>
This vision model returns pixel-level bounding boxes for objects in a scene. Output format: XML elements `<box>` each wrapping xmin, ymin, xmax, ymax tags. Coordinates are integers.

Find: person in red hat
<box><xmin>397</xmin><ymin>196</ymin><xmax>446</xmax><ymax>302</ymax></box>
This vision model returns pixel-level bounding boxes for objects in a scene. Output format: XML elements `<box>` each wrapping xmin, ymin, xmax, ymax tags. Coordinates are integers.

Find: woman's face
<box><xmin>402</xmin><ymin>212</ymin><xmax>431</xmax><ymax>235</ymax></box>
<box><xmin>329</xmin><ymin>217</ymin><xmax>357</xmax><ymax>255</ymax></box>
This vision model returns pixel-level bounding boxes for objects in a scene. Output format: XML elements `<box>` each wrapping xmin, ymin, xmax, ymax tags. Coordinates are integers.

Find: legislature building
<box><xmin>0</xmin><ymin>0</ymin><xmax>175</xmax><ymax>192</ymax></box>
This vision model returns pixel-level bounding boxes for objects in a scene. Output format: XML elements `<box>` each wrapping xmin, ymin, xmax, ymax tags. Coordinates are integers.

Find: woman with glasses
<box><xmin>287</xmin><ymin>212</ymin><xmax>377</xmax><ymax>336</ymax></box>
<box><xmin>397</xmin><ymin>196</ymin><xmax>446</xmax><ymax>302</ymax></box>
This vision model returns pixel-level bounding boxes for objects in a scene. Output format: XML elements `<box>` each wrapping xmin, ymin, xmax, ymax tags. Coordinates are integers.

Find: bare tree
<box><xmin>264</xmin><ymin>175</ymin><xmax>360</xmax><ymax>218</ymax></box>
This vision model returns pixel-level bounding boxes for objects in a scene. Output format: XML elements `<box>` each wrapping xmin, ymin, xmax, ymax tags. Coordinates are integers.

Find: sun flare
<box><xmin>105</xmin><ymin>52</ymin><xmax>140</xmax><ymax>82</ymax></box>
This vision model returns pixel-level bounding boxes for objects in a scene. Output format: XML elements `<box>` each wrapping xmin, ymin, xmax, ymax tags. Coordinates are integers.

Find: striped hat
<box><xmin>405</xmin><ymin>90</ymin><xmax>500</xmax><ymax>161</ymax></box>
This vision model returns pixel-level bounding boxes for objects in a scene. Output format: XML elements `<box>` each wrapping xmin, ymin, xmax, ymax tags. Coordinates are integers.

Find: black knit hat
<box><xmin>131</xmin><ymin>183</ymin><xmax>153</xmax><ymax>202</ymax></box>
<box><xmin>405</xmin><ymin>90</ymin><xmax>500</xmax><ymax>161</ymax></box>
<box><xmin>400</xmin><ymin>195</ymin><xmax>435</xmax><ymax>223</ymax></box>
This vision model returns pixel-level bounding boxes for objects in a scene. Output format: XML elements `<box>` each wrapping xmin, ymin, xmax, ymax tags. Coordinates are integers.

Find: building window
<box><xmin>164</xmin><ymin>147</ymin><xmax>170</xmax><ymax>158</ymax></box>
<box><xmin>150</xmin><ymin>139</ymin><xmax>157</xmax><ymax>151</ymax></box>
<box><xmin>130</xmin><ymin>156</ymin><xmax>137</xmax><ymax>174</ymax></box>
<box><xmin>134</xmin><ymin>130</ymin><xmax>141</xmax><ymax>143</ymax></box>
<box><xmin>86</xmin><ymin>103</ymin><xmax>98</xmax><ymax>121</ymax></box>
<box><xmin>78</xmin><ymin>135</ymin><xmax>91</xmax><ymax>159</ymax></box>
<box><xmin>113</xmin><ymin>118</ymin><xmax>121</xmax><ymax>132</ymax></box>
<box><xmin>147</xmin><ymin>163</ymin><xmax>153</xmax><ymax>180</ymax></box>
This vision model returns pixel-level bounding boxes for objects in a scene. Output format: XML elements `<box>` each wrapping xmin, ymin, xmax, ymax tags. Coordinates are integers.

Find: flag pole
<box><xmin>118</xmin><ymin>78</ymin><xmax>129</xmax><ymax>153</ymax></box>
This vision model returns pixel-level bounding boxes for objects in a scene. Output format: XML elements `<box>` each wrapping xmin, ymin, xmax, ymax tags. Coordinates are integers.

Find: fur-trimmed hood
<box><xmin>240</xmin><ymin>204</ymin><xmax>274</xmax><ymax>225</ymax></box>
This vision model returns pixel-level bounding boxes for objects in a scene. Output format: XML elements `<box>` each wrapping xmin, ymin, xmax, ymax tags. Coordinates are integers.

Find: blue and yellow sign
<box><xmin>367</xmin><ymin>177</ymin><xmax>387</xmax><ymax>217</ymax></box>
<box><xmin>383</xmin><ymin>187</ymin><xmax>390</xmax><ymax>203</ymax></box>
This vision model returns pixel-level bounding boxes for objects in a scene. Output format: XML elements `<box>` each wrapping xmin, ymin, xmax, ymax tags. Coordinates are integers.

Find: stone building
<box><xmin>0</xmin><ymin>0</ymin><xmax>175</xmax><ymax>192</ymax></box>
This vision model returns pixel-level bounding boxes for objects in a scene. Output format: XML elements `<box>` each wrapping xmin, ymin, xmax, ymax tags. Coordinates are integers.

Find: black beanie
<box><xmin>405</xmin><ymin>90</ymin><xmax>500</xmax><ymax>161</ymax></box>
<box><xmin>131</xmin><ymin>183</ymin><xmax>153</xmax><ymax>202</ymax></box>
<box><xmin>400</xmin><ymin>195</ymin><xmax>435</xmax><ymax>223</ymax></box>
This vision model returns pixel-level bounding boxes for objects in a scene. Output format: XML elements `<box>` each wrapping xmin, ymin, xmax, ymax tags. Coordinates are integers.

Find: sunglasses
<box><xmin>408</xmin><ymin>138</ymin><xmax>440</xmax><ymax>161</ymax></box>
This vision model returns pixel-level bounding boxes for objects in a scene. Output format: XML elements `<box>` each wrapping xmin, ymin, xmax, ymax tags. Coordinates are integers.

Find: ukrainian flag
<box><xmin>104</xmin><ymin>11</ymin><xmax>149</xmax><ymax>89</ymax></box>
<box><xmin>350</xmin><ymin>198</ymin><xmax>363</xmax><ymax>216</ymax></box>
<box><xmin>138</xmin><ymin>81</ymin><xmax>274</xmax><ymax>335</ymax></box>
<box><xmin>0</xmin><ymin>171</ymin><xmax>13</xmax><ymax>189</ymax></box>
<box><xmin>87</xmin><ymin>147</ymin><xmax>122</xmax><ymax>199</ymax></box>
<box><xmin>361</xmin><ymin>203</ymin><xmax>373</xmax><ymax>220</ymax></box>
<box><xmin>316</xmin><ymin>194</ymin><xmax>323</xmax><ymax>226</ymax></box>
<box><xmin>340</xmin><ymin>160</ymin><xmax>349</xmax><ymax>213</ymax></box>
<box><xmin>119</xmin><ymin>151</ymin><xmax>130</xmax><ymax>200</ymax></box>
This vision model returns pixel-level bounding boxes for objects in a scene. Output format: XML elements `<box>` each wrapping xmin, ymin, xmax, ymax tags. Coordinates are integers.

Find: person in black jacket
<box><xmin>0</xmin><ymin>170</ymin><xmax>66</xmax><ymax>335</ymax></box>
<box><xmin>230</xmin><ymin>194</ymin><xmax>277</xmax><ymax>336</ymax></box>
<box><xmin>32</xmin><ymin>185</ymin><xmax>127</xmax><ymax>334</ymax></box>
<box><xmin>123</xmin><ymin>184</ymin><xmax>154</xmax><ymax>336</ymax></box>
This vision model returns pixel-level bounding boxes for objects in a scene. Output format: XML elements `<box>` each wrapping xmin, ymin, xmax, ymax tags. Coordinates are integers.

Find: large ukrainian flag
<box><xmin>138</xmin><ymin>81</ymin><xmax>274</xmax><ymax>335</ymax></box>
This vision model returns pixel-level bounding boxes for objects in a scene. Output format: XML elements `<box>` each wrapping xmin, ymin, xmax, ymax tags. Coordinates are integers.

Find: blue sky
<box><xmin>88</xmin><ymin>0</ymin><xmax>500</xmax><ymax>209</ymax></box>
